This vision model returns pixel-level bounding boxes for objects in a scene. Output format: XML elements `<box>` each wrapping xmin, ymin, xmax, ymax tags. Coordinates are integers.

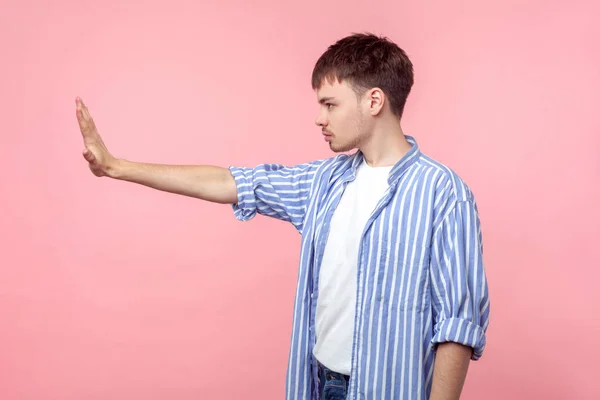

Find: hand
<box><xmin>76</xmin><ymin>97</ymin><xmax>117</xmax><ymax>177</ymax></box>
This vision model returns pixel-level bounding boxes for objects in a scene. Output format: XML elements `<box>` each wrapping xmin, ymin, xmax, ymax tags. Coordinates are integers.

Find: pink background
<box><xmin>1</xmin><ymin>0</ymin><xmax>599</xmax><ymax>399</ymax></box>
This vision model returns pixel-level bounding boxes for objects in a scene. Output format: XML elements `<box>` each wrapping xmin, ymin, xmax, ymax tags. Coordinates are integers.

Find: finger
<box><xmin>76</xmin><ymin>109</ymin><xmax>89</xmax><ymax>133</ymax></box>
<box><xmin>75</xmin><ymin>97</ymin><xmax>89</xmax><ymax>134</ymax></box>
<box><xmin>83</xmin><ymin>148</ymin><xmax>96</xmax><ymax>163</ymax></box>
<box><xmin>75</xmin><ymin>97</ymin><xmax>90</xmax><ymax>120</ymax></box>
<box><xmin>79</xmin><ymin>100</ymin><xmax>97</xmax><ymax>130</ymax></box>
<box><xmin>80</xmin><ymin>100</ymin><xmax>92</xmax><ymax>120</ymax></box>
<box><xmin>76</xmin><ymin>97</ymin><xmax>84</xmax><ymax>115</ymax></box>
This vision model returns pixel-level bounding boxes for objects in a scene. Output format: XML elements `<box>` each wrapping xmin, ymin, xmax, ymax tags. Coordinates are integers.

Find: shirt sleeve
<box><xmin>429</xmin><ymin>199</ymin><xmax>490</xmax><ymax>360</ymax></box>
<box><xmin>228</xmin><ymin>161</ymin><xmax>323</xmax><ymax>233</ymax></box>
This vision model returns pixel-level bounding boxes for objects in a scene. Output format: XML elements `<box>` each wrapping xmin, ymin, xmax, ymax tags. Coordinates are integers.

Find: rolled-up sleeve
<box><xmin>228</xmin><ymin>161</ymin><xmax>323</xmax><ymax>233</ymax></box>
<box><xmin>429</xmin><ymin>199</ymin><xmax>490</xmax><ymax>360</ymax></box>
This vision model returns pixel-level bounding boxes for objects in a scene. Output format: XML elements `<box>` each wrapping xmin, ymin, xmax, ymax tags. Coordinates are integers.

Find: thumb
<box><xmin>83</xmin><ymin>148</ymin><xmax>96</xmax><ymax>163</ymax></box>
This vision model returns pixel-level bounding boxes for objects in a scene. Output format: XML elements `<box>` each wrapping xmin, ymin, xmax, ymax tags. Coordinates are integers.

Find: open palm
<box><xmin>75</xmin><ymin>97</ymin><xmax>115</xmax><ymax>177</ymax></box>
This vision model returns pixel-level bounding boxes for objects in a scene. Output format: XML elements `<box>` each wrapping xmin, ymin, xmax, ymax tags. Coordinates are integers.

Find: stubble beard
<box><xmin>330</xmin><ymin>107</ymin><xmax>366</xmax><ymax>153</ymax></box>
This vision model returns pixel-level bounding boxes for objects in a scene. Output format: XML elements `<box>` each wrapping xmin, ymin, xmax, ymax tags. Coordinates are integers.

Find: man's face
<box><xmin>315</xmin><ymin>79</ymin><xmax>371</xmax><ymax>153</ymax></box>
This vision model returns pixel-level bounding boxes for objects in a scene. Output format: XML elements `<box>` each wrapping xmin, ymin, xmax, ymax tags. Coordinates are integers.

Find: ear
<box><xmin>366</xmin><ymin>88</ymin><xmax>385</xmax><ymax>116</ymax></box>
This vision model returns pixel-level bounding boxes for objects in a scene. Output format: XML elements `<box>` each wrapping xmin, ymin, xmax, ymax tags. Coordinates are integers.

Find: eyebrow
<box><xmin>318</xmin><ymin>96</ymin><xmax>335</xmax><ymax>104</ymax></box>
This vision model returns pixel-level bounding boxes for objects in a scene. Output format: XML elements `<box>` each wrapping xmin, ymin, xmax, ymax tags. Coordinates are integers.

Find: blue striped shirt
<box><xmin>229</xmin><ymin>136</ymin><xmax>490</xmax><ymax>399</ymax></box>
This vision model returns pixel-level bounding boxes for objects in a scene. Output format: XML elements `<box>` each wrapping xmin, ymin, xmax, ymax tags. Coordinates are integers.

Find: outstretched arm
<box><xmin>75</xmin><ymin>97</ymin><xmax>237</xmax><ymax>204</ymax></box>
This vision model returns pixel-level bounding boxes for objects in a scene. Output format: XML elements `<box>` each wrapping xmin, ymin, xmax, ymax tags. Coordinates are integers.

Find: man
<box><xmin>76</xmin><ymin>33</ymin><xmax>489</xmax><ymax>400</ymax></box>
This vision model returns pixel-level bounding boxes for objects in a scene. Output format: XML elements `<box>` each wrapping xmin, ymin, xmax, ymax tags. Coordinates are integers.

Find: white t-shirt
<box><xmin>312</xmin><ymin>160</ymin><xmax>393</xmax><ymax>375</ymax></box>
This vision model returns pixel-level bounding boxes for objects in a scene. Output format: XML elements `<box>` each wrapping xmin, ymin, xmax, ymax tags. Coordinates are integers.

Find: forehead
<box><xmin>316</xmin><ymin>79</ymin><xmax>355</xmax><ymax>101</ymax></box>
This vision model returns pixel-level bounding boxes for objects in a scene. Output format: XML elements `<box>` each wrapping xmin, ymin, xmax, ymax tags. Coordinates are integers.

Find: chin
<box><xmin>329</xmin><ymin>142</ymin><xmax>355</xmax><ymax>153</ymax></box>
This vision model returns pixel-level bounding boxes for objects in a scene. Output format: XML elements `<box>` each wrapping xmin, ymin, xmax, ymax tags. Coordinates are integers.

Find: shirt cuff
<box><xmin>228</xmin><ymin>166</ymin><xmax>256</xmax><ymax>221</ymax></box>
<box><xmin>431</xmin><ymin>317</ymin><xmax>487</xmax><ymax>360</ymax></box>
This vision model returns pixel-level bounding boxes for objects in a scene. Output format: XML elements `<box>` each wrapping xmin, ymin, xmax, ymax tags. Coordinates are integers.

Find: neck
<box><xmin>359</xmin><ymin>118</ymin><xmax>412</xmax><ymax>167</ymax></box>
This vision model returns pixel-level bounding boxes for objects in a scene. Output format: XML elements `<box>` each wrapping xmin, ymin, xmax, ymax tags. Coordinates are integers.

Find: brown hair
<box><xmin>311</xmin><ymin>32</ymin><xmax>414</xmax><ymax>118</ymax></box>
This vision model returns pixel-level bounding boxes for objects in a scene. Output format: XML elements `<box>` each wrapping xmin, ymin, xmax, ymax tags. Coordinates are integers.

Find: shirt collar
<box><xmin>349</xmin><ymin>135</ymin><xmax>421</xmax><ymax>185</ymax></box>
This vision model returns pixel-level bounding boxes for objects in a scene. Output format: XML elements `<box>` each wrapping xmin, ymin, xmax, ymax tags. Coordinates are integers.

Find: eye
<box><xmin>326</xmin><ymin>103</ymin><xmax>334</xmax><ymax>109</ymax></box>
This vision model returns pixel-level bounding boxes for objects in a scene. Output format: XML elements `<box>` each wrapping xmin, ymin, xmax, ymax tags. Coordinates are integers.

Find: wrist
<box><xmin>106</xmin><ymin>157</ymin><xmax>127</xmax><ymax>179</ymax></box>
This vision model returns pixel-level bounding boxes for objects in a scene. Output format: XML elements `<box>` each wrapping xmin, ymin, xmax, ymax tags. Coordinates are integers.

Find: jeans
<box><xmin>318</xmin><ymin>362</ymin><xmax>351</xmax><ymax>400</ymax></box>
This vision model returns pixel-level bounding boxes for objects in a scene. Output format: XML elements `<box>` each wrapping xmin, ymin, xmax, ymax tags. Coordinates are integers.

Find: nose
<box><xmin>315</xmin><ymin>114</ymin><xmax>327</xmax><ymax>128</ymax></box>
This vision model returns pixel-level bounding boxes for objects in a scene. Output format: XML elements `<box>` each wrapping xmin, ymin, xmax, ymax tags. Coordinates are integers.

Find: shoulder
<box><xmin>260</xmin><ymin>154</ymin><xmax>338</xmax><ymax>173</ymax></box>
<box><xmin>299</xmin><ymin>152</ymin><xmax>357</xmax><ymax>175</ymax></box>
<box><xmin>416</xmin><ymin>152</ymin><xmax>476</xmax><ymax>203</ymax></box>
